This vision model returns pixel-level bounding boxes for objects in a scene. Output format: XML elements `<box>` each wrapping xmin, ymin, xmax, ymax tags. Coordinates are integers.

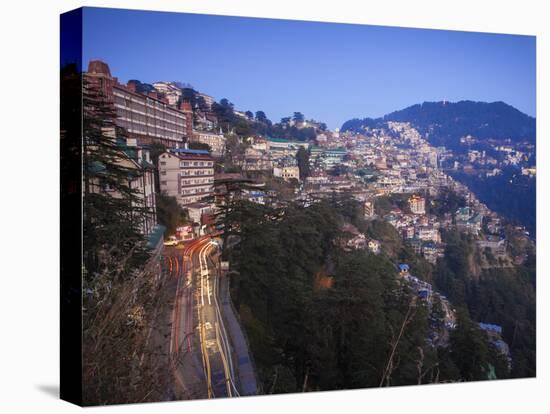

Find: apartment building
<box><xmin>86</xmin><ymin>60</ymin><xmax>189</xmax><ymax>148</ymax></box>
<box><xmin>273</xmin><ymin>165</ymin><xmax>300</xmax><ymax>181</ymax></box>
<box><xmin>158</xmin><ymin>148</ymin><xmax>215</xmax><ymax>206</ymax></box>
<box><xmin>408</xmin><ymin>194</ymin><xmax>426</xmax><ymax>215</ymax></box>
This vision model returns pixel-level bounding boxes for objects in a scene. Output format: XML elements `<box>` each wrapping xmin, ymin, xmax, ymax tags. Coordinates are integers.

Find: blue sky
<box><xmin>81</xmin><ymin>7</ymin><xmax>536</xmax><ymax>129</ymax></box>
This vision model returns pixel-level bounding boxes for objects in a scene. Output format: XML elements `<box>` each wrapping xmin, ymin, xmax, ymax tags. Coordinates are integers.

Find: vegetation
<box><xmin>219</xmin><ymin>194</ymin><xmax>500</xmax><ymax>393</ymax></box>
<box><xmin>433</xmin><ymin>229</ymin><xmax>536</xmax><ymax>378</ymax></box>
<box><xmin>188</xmin><ymin>141</ymin><xmax>211</xmax><ymax>152</ymax></box>
<box><xmin>450</xmin><ymin>167</ymin><xmax>536</xmax><ymax>237</ymax></box>
<box><xmin>371</xmin><ymin>189</ymin><xmax>535</xmax><ymax>378</ymax></box>
<box><xmin>156</xmin><ymin>193</ymin><xmax>188</xmax><ymax>236</ymax></box>
<box><xmin>210</xmin><ymin>97</ymin><xmax>323</xmax><ymax>142</ymax></box>
<box><xmin>428</xmin><ymin>187</ymin><xmax>466</xmax><ymax>218</ymax></box>
<box><xmin>82</xmin><ymin>79</ymin><xmax>149</xmax><ymax>276</ymax></box>
<box><xmin>127</xmin><ymin>79</ymin><xmax>155</xmax><ymax>95</ymax></box>
<box><xmin>296</xmin><ymin>146</ymin><xmax>310</xmax><ymax>181</ymax></box>
<box><xmin>80</xmin><ymin>76</ymin><xmax>170</xmax><ymax>405</ymax></box>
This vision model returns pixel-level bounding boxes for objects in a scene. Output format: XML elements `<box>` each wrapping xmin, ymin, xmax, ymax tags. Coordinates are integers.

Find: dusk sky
<box><xmin>82</xmin><ymin>7</ymin><xmax>536</xmax><ymax>129</ymax></box>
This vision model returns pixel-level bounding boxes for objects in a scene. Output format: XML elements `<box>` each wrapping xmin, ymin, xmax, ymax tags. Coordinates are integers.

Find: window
<box><xmin>160</xmin><ymin>161</ymin><xmax>166</xmax><ymax>166</ymax></box>
<box><xmin>161</xmin><ymin>170</ymin><xmax>167</xmax><ymax>175</ymax></box>
<box><xmin>161</xmin><ymin>181</ymin><xmax>167</xmax><ymax>186</ymax></box>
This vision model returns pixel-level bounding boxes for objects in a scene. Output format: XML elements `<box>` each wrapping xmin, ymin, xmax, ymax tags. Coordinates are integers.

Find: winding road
<box><xmin>164</xmin><ymin>235</ymin><xmax>253</xmax><ymax>399</ymax></box>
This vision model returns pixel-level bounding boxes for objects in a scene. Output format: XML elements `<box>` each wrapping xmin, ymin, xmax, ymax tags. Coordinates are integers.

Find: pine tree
<box><xmin>296</xmin><ymin>146</ymin><xmax>310</xmax><ymax>181</ymax></box>
<box><xmin>81</xmin><ymin>77</ymin><xmax>164</xmax><ymax>405</ymax></box>
<box><xmin>82</xmin><ymin>77</ymin><xmax>149</xmax><ymax>281</ymax></box>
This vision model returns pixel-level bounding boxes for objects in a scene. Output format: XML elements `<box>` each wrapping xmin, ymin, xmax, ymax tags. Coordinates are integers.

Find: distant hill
<box><xmin>342</xmin><ymin>101</ymin><xmax>536</xmax><ymax>149</ymax></box>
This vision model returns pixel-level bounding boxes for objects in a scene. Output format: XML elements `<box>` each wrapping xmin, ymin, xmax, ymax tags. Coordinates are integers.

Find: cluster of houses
<box><xmin>341</xmin><ymin>223</ymin><xmax>380</xmax><ymax>254</ymax></box>
<box><xmin>153</xmin><ymin>120</ymin><xmax>517</xmax><ymax>269</ymax></box>
<box><xmin>85</xmin><ymin>60</ymin><xmax>522</xmax><ymax>272</ymax></box>
<box><xmin>449</xmin><ymin>137</ymin><xmax>535</xmax><ymax>178</ymax></box>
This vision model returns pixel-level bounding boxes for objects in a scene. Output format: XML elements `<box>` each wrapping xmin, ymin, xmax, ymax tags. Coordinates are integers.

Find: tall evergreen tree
<box><xmin>82</xmin><ymin>77</ymin><xmax>149</xmax><ymax>281</ymax></box>
<box><xmin>296</xmin><ymin>146</ymin><xmax>310</xmax><ymax>181</ymax></box>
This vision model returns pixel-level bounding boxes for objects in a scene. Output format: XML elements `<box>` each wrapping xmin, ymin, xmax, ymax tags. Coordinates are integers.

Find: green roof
<box><xmin>141</xmin><ymin>160</ymin><xmax>156</xmax><ymax>170</ymax></box>
<box><xmin>267</xmin><ymin>137</ymin><xmax>308</xmax><ymax>145</ymax></box>
<box><xmin>267</xmin><ymin>137</ymin><xmax>290</xmax><ymax>143</ymax></box>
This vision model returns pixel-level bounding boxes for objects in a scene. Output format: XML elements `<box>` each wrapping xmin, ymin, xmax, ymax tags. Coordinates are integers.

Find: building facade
<box><xmin>364</xmin><ymin>200</ymin><xmax>375</xmax><ymax>218</ymax></box>
<box><xmin>86</xmin><ymin>60</ymin><xmax>189</xmax><ymax>148</ymax></box>
<box><xmin>408</xmin><ymin>194</ymin><xmax>426</xmax><ymax>215</ymax></box>
<box><xmin>158</xmin><ymin>148</ymin><xmax>215</xmax><ymax>206</ymax></box>
<box><xmin>273</xmin><ymin>165</ymin><xmax>300</xmax><ymax>181</ymax></box>
<box><xmin>191</xmin><ymin>130</ymin><xmax>226</xmax><ymax>157</ymax></box>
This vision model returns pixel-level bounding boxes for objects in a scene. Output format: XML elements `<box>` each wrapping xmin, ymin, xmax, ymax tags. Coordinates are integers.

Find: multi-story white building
<box><xmin>408</xmin><ymin>194</ymin><xmax>426</xmax><ymax>215</ymax></box>
<box><xmin>158</xmin><ymin>148</ymin><xmax>215</xmax><ymax>206</ymax></box>
<box><xmin>186</xmin><ymin>202</ymin><xmax>214</xmax><ymax>224</ymax></box>
<box><xmin>273</xmin><ymin>165</ymin><xmax>300</xmax><ymax>181</ymax></box>
<box><xmin>191</xmin><ymin>130</ymin><xmax>226</xmax><ymax>157</ymax></box>
<box><xmin>364</xmin><ymin>200</ymin><xmax>375</xmax><ymax>218</ymax></box>
<box><xmin>416</xmin><ymin>226</ymin><xmax>441</xmax><ymax>243</ymax></box>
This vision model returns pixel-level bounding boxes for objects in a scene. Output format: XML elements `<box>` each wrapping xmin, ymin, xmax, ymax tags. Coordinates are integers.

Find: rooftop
<box><xmin>479</xmin><ymin>323</ymin><xmax>503</xmax><ymax>334</ymax></box>
<box><xmin>171</xmin><ymin>148</ymin><xmax>210</xmax><ymax>155</ymax></box>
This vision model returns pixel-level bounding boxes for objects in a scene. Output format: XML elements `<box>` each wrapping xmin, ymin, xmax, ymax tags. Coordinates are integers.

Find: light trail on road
<box><xmin>167</xmin><ymin>235</ymin><xmax>239</xmax><ymax>399</ymax></box>
<box><xmin>197</xmin><ymin>240</ymin><xmax>237</xmax><ymax>398</ymax></box>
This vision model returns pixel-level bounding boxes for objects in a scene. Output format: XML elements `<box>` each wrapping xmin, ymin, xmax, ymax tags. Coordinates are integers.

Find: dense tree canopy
<box><xmin>220</xmin><ymin>195</ymin><xmax>488</xmax><ymax>392</ymax></box>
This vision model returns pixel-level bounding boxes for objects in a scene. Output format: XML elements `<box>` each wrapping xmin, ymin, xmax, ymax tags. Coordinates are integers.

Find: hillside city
<box><xmin>71</xmin><ymin>59</ymin><xmax>536</xmax><ymax>404</ymax></box>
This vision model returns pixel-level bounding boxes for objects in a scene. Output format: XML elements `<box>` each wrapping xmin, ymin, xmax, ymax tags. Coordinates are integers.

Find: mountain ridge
<box><xmin>341</xmin><ymin>100</ymin><xmax>536</xmax><ymax>149</ymax></box>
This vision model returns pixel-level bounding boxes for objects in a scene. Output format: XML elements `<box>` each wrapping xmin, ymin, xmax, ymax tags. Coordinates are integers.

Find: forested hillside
<box><xmin>219</xmin><ymin>194</ymin><xmax>516</xmax><ymax>392</ymax></box>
